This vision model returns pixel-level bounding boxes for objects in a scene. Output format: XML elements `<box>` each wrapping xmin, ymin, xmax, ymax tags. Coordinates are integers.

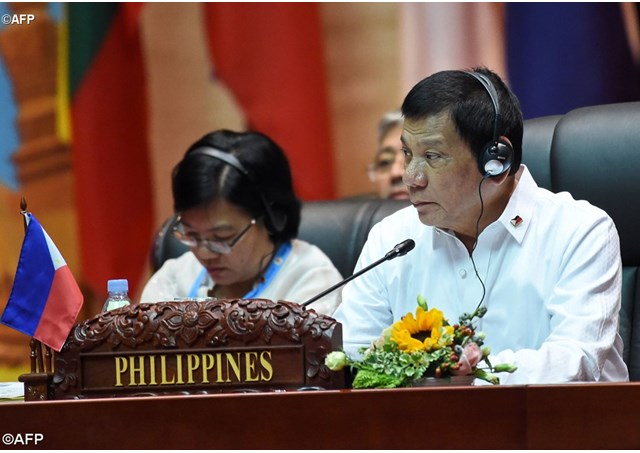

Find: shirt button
<box><xmin>459</xmin><ymin>269</ymin><xmax>467</xmax><ymax>279</ymax></box>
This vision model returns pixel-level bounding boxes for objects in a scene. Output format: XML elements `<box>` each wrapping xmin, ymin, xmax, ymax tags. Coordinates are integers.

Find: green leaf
<box><xmin>493</xmin><ymin>363</ymin><xmax>518</xmax><ymax>373</ymax></box>
<box><xmin>417</xmin><ymin>294</ymin><xmax>428</xmax><ymax>311</ymax></box>
<box><xmin>352</xmin><ymin>369</ymin><xmax>405</xmax><ymax>389</ymax></box>
<box><xmin>473</xmin><ymin>368</ymin><xmax>499</xmax><ymax>385</ymax></box>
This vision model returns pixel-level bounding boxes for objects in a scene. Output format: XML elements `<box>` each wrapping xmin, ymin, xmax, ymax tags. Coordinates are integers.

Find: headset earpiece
<box><xmin>190</xmin><ymin>147</ymin><xmax>287</xmax><ymax>233</ymax></box>
<box><xmin>479</xmin><ymin>140</ymin><xmax>513</xmax><ymax>177</ymax></box>
<box><xmin>466</xmin><ymin>71</ymin><xmax>514</xmax><ymax>177</ymax></box>
<box><xmin>261</xmin><ymin>200</ymin><xmax>287</xmax><ymax>234</ymax></box>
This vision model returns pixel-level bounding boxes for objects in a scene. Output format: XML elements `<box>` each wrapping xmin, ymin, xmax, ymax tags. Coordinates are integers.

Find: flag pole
<box><xmin>21</xmin><ymin>198</ymin><xmax>39</xmax><ymax>373</ymax></box>
<box><xmin>20</xmin><ymin>197</ymin><xmax>49</xmax><ymax>373</ymax></box>
<box><xmin>20</xmin><ymin>196</ymin><xmax>27</xmax><ymax>230</ymax></box>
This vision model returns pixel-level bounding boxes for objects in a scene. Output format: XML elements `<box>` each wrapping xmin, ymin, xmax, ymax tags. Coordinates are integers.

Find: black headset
<box><xmin>190</xmin><ymin>147</ymin><xmax>287</xmax><ymax>233</ymax></box>
<box><xmin>466</xmin><ymin>71</ymin><xmax>513</xmax><ymax>177</ymax></box>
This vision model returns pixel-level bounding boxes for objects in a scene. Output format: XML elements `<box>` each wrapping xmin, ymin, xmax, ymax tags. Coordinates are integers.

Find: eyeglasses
<box><xmin>172</xmin><ymin>218</ymin><xmax>257</xmax><ymax>254</ymax></box>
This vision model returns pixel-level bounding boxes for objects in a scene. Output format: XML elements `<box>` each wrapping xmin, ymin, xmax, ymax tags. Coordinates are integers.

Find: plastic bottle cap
<box><xmin>107</xmin><ymin>279</ymin><xmax>129</xmax><ymax>293</ymax></box>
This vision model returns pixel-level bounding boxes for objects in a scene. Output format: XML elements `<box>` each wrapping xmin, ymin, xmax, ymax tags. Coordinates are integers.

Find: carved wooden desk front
<box><xmin>2</xmin><ymin>383</ymin><xmax>640</xmax><ymax>449</ymax></box>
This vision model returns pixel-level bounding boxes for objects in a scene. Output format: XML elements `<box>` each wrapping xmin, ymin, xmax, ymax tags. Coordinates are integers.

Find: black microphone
<box><xmin>301</xmin><ymin>239</ymin><xmax>415</xmax><ymax>307</ymax></box>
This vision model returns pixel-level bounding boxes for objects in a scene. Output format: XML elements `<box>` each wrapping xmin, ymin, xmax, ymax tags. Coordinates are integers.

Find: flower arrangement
<box><xmin>325</xmin><ymin>295</ymin><xmax>516</xmax><ymax>388</ymax></box>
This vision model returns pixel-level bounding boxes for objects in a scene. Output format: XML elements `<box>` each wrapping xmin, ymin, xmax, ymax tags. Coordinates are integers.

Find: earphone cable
<box><xmin>470</xmin><ymin>176</ymin><xmax>488</xmax><ymax>315</ymax></box>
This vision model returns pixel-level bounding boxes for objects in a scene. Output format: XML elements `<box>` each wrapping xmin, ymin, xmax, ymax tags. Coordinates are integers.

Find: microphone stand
<box><xmin>301</xmin><ymin>255</ymin><xmax>390</xmax><ymax>308</ymax></box>
<box><xmin>301</xmin><ymin>239</ymin><xmax>414</xmax><ymax>308</ymax></box>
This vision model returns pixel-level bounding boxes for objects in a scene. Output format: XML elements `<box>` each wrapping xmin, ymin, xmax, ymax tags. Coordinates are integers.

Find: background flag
<box><xmin>1</xmin><ymin>213</ymin><xmax>83</xmax><ymax>351</ymax></box>
<box><xmin>203</xmin><ymin>3</ymin><xmax>335</xmax><ymax>200</ymax></box>
<box><xmin>69</xmin><ymin>3</ymin><xmax>152</xmax><ymax>299</ymax></box>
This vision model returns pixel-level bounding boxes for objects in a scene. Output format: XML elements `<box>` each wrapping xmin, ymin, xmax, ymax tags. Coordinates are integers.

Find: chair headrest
<box><xmin>551</xmin><ymin>102</ymin><xmax>640</xmax><ymax>264</ymax></box>
<box><xmin>521</xmin><ymin>115</ymin><xmax>562</xmax><ymax>191</ymax></box>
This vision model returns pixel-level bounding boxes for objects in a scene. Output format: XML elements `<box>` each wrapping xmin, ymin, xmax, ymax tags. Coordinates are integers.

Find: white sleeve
<box><xmin>493</xmin><ymin>215</ymin><xmax>627</xmax><ymax>384</ymax></box>
<box><xmin>333</xmin><ymin>223</ymin><xmax>396</xmax><ymax>357</ymax></box>
<box><xmin>280</xmin><ymin>265</ymin><xmax>343</xmax><ymax>316</ymax></box>
<box><xmin>140</xmin><ymin>252</ymin><xmax>200</xmax><ymax>303</ymax></box>
<box><xmin>263</xmin><ymin>240</ymin><xmax>343</xmax><ymax>316</ymax></box>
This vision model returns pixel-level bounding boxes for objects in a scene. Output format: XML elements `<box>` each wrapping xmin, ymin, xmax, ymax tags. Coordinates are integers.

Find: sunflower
<box><xmin>391</xmin><ymin>306</ymin><xmax>454</xmax><ymax>353</ymax></box>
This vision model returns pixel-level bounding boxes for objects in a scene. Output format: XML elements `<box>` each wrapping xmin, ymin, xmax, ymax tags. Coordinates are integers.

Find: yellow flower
<box><xmin>391</xmin><ymin>328</ymin><xmax>425</xmax><ymax>352</ymax></box>
<box><xmin>391</xmin><ymin>307</ymin><xmax>453</xmax><ymax>352</ymax></box>
<box><xmin>439</xmin><ymin>325</ymin><xmax>455</xmax><ymax>348</ymax></box>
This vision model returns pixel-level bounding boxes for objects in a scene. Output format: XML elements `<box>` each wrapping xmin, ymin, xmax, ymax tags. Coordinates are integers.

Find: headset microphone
<box><xmin>301</xmin><ymin>239</ymin><xmax>415</xmax><ymax>308</ymax></box>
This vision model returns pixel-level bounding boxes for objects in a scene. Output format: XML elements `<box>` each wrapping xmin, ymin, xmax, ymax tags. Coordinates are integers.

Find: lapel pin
<box><xmin>510</xmin><ymin>215</ymin><xmax>523</xmax><ymax>227</ymax></box>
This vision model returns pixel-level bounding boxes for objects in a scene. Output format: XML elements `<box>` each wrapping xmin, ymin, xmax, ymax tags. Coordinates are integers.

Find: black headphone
<box><xmin>466</xmin><ymin>71</ymin><xmax>513</xmax><ymax>177</ymax></box>
<box><xmin>190</xmin><ymin>147</ymin><xmax>287</xmax><ymax>233</ymax></box>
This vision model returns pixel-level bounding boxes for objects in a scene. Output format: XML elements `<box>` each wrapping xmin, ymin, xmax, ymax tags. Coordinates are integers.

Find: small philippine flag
<box><xmin>1</xmin><ymin>213</ymin><xmax>84</xmax><ymax>351</ymax></box>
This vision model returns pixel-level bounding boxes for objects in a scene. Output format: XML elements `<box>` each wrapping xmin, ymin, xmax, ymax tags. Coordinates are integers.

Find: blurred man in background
<box><xmin>368</xmin><ymin>110</ymin><xmax>409</xmax><ymax>200</ymax></box>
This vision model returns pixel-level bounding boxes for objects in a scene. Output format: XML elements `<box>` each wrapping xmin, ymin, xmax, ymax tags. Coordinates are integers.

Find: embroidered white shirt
<box><xmin>334</xmin><ymin>166</ymin><xmax>628</xmax><ymax>384</ymax></box>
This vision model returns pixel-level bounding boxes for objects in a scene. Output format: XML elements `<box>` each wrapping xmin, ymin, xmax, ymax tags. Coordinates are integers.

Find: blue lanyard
<box><xmin>188</xmin><ymin>268</ymin><xmax>208</xmax><ymax>298</ymax></box>
<box><xmin>188</xmin><ymin>241</ymin><xmax>293</xmax><ymax>299</ymax></box>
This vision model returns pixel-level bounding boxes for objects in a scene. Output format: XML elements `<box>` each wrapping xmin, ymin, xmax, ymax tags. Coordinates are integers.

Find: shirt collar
<box><xmin>495</xmin><ymin>165</ymin><xmax>538</xmax><ymax>244</ymax></box>
<box><xmin>430</xmin><ymin>165</ymin><xmax>539</xmax><ymax>247</ymax></box>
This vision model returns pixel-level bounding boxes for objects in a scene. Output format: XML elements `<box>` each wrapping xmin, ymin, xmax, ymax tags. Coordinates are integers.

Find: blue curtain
<box><xmin>506</xmin><ymin>3</ymin><xmax>640</xmax><ymax>119</ymax></box>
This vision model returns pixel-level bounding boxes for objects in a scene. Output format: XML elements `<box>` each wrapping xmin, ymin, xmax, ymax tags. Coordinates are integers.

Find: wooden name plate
<box><xmin>29</xmin><ymin>299</ymin><xmax>344</xmax><ymax>400</ymax></box>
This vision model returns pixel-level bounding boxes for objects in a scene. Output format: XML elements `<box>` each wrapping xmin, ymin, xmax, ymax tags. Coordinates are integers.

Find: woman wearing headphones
<box><xmin>140</xmin><ymin>130</ymin><xmax>343</xmax><ymax>316</ymax></box>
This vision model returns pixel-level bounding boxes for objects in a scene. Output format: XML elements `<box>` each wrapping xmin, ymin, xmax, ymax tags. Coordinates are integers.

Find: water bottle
<box><xmin>102</xmin><ymin>279</ymin><xmax>132</xmax><ymax>312</ymax></box>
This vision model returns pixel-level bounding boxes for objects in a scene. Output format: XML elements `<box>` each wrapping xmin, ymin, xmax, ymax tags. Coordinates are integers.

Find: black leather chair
<box><xmin>521</xmin><ymin>115</ymin><xmax>562</xmax><ymax>191</ymax></box>
<box><xmin>549</xmin><ymin>102</ymin><xmax>640</xmax><ymax>380</ymax></box>
<box><xmin>298</xmin><ymin>198</ymin><xmax>410</xmax><ymax>277</ymax></box>
<box><xmin>150</xmin><ymin>215</ymin><xmax>185</xmax><ymax>274</ymax></box>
